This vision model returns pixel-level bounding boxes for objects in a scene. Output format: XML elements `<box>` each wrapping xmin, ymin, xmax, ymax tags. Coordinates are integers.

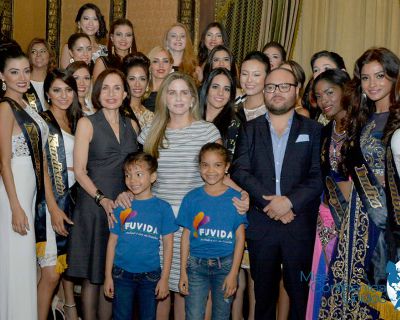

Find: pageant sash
<box><xmin>24</xmin><ymin>84</ymin><xmax>44</xmax><ymax>113</ymax></box>
<box><xmin>2</xmin><ymin>97</ymin><xmax>47</xmax><ymax>248</ymax></box>
<box><xmin>40</xmin><ymin>110</ymin><xmax>74</xmax><ymax>273</ymax></box>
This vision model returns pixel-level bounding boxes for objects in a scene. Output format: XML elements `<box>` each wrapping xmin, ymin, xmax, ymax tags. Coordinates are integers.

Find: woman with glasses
<box><xmin>24</xmin><ymin>38</ymin><xmax>56</xmax><ymax>112</ymax></box>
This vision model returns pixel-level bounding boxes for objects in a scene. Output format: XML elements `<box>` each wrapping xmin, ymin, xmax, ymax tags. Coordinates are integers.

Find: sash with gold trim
<box><xmin>24</xmin><ymin>84</ymin><xmax>44</xmax><ymax>113</ymax></box>
<box><xmin>2</xmin><ymin>97</ymin><xmax>47</xmax><ymax>250</ymax></box>
<box><xmin>386</xmin><ymin>145</ymin><xmax>400</xmax><ymax>264</ymax></box>
<box><xmin>319</xmin><ymin>133</ymin><xmax>400</xmax><ymax>319</ymax></box>
<box><xmin>320</xmin><ymin>121</ymin><xmax>349</xmax><ymax>230</ymax></box>
<box><xmin>40</xmin><ymin>110</ymin><xmax>75</xmax><ymax>273</ymax></box>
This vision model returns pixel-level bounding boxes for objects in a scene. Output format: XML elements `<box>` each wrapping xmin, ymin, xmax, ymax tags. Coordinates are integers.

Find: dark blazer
<box><xmin>231</xmin><ymin>112</ymin><xmax>323</xmax><ymax>240</ymax></box>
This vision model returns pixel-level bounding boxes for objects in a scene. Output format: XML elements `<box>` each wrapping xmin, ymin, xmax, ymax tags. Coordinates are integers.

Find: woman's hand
<box><xmin>233</xmin><ymin>190</ymin><xmax>249</xmax><ymax>214</ymax></box>
<box><xmin>50</xmin><ymin>206</ymin><xmax>73</xmax><ymax>237</ymax></box>
<box><xmin>179</xmin><ymin>272</ymin><xmax>189</xmax><ymax>296</ymax></box>
<box><xmin>100</xmin><ymin>198</ymin><xmax>117</xmax><ymax>228</ymax></box>
<box><xmin>114</xmin><ymin>191</ymin><xmax>134</xmax><ymax>209</ymax></box>
<box><xmin>11</xmin><ymin>206</ymin><xmax>29</xmax><ymax>235</ymax></box>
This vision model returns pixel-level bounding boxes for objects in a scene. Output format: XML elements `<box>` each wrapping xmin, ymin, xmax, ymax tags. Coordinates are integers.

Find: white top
<box><xmin>244</xmin><ymin>104</ymin><xmax>267</xmax><ymax>121</ymax></box>
<box><xmin>138</xmin><ymin>120</ymin><xmax>221</xmax><ymax>210</ymax></box>
<box><xmin>61</xmin><ymin>129</ymin><xmax>75</xmax><ymax>186</ymax></box>
<box><xmin>391</xmin><ymin>129</ymin><xmax>400</xmax><ymax>174</ymax></box>
<box><xmin>31</xmin><ymin>80</ymin><xmax>47</xmax><ymax>111</ymax></box>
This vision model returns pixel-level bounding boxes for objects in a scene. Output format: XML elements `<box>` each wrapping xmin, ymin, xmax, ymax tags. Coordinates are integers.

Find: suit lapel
<box><xmin>282</xmin><ymin>114</ymin><xmax>301</xmax><ymax>170</ymax></box>
<box><xmin>260</xmin><ymin>117</ymin><xmax>275</xmax><ymax>169</ymax></box>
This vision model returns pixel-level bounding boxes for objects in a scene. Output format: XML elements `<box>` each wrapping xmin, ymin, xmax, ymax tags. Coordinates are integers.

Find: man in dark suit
<box><xmin>231</xmin><ymin>68</ymin><xmax>323</xmax><ymax>319</ymax></box>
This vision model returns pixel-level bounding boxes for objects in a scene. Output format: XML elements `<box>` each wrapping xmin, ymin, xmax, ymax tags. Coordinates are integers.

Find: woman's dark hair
<box><xmin>198</xmin><ymin>22</ymin><xmax>228</xmax><ymax>65</ymax></box>
<box><xmin>75</xmin><ymin>3</ymin><xmax>107</xmax><ymax>40</ymax></box>
<box><xmin>312</xmin><ymin>68</ymin><xmax>350</xmax><ymax>96</ymax></box>
<box><xmin>262</xmin><ymin>41</ymin><xmax>287</xmax><ymax>61</ymax></box>
<box><xmin>67</xmin><ymin>33</ymin><xmax>91</xmax><ymax>50</ymax></box>
<box><xmin>92</xmin><ymin>68</ymin><xmax>130</xmax><ymax>110</ymax></box>
<box><xmin>199</xmin><ymin>68</ymin><xmax>236</xmax><ymax>140</ymax></box>
<box><xmin>198</xmin><ymin>142</ymin><xmax>230</xmax><ymax>164</ymax></box>
<box><xmin>123</xmin><ymin>151</ymin><xmax>158</xmax><ymax>174</ymax></box>
<box><xmin>341</xmin><ymin>47</ymin><xmax>400</xmax><ymax>174</ymax></box>
<box><xmin>0</xmin><ymin>40</ymin><xmax>26</xmax><ymax>96</ymax></box>
<box><xmin>281</xmin><ymin>60</ymin><xmax>306</xmax><ymax>88</ymax></box>
<box><xmin>107</xmin><ymin>18</ymin><xmax>137</xmax><ymax>68</ymax></box>
<box><xmin>310</xmin><ymin>50</ymin><xmax>346</xmax><ymax>71</ymax></box>
<box><xmin>65</xmin><ymin>60</ymin><xmax>91</xmax><ymax>76</ymax></box>
<box><xmin>241</xmin><ymin>51</ymin><xmax>270</xmax><ymax>74</ymax></box>
<box><xmin>122</xmin><ymin>52</ymin><xmax>150</xmax><ymax>79</ymax></box>
<box><xmin>203</xmin><ymin>45</ymin><xmax>238</xmax><ymax>85</ymax></box>
<box><xmin>27</xmin><ymin>38</ymin><xmax>56</xmax><ymax>72</ymax></box>
<box><xmin>44</xmin><ymin>69</ymin><xmax>83</xmax><ymax>134</ymax></box>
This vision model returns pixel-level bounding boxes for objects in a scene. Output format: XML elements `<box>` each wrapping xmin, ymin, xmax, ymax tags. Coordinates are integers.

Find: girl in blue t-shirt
<box><xmin>104</xmin><ymin>152</ymin><xmax>178</xmax><ymax>320</ymax></box>
<box><xmin>178</xmin><ymin>143</ymin><xmax>247</xmax><ymax>320</ymax></box>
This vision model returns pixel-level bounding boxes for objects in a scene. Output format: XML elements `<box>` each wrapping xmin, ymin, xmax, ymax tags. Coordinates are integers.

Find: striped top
<box><xmin>138</xmin><ymin>120</ymin><xmax>221</xmax><ymax>210</ymax></box>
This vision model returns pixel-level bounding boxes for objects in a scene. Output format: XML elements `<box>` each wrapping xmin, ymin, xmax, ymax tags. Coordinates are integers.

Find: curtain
<box><xmin>292</xmin><ymin>0</ymin><xmax>400</xmax><ymax>77</ymax></box>
<box><xmin>257</xmin><ymin>0</ymin><xmax>302</xmax><ymax>58</ymax></box>
<box><xmin>218</xmin><ymin>0</ymin><xmax>264</xmax><ymax>63</ymax></box>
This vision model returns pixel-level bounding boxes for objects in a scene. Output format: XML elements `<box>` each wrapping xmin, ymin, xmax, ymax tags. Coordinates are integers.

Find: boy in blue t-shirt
<box><xmin>104</xmin><ymin>152</ymin><xmax>177</xmax><ymax>320</ymax></box>
<box><xmin>177</xmin><ymin>143</ymin><xmax>247</xmax><ymax>320</ymax></box>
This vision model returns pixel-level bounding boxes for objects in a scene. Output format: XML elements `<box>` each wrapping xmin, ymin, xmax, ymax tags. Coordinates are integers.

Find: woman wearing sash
<box><xmin>93</xmin><ymin>18</ymin><xmax>137</xmax><ymax>81</ymax></box>
<box><xmin>306</xmin><ymin>69</ymin><xmax>350</xmax><ymax>319</ymax></box>
<box><xmin>24</xmin><ymin>38</ymin><xmax>56</xmax><ymax>113</ymax></box>
<box><xmin>37</xmin><ymin>69</ymin><xmax>83</xmax><ymax>320</ymax></box>
<box><xmin>319</xmin><ymin>48</ymin><xmax>400</xmax><ymax>319</ymax></box>
<box><xmin>0</xmin><ymin>41</ymin><xmax>53</xmax><ymax>319</ymax></box>
<box><xmin>66</xmin><ymin>69</ymin><xmax>139</xmax><ymax>320</ymax></box>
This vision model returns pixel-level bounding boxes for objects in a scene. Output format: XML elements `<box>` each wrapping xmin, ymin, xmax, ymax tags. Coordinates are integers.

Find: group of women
<box><xmin>0</xmin><ymin>2</ymin><xmax>399</xmax><ymax>320</ymax></box>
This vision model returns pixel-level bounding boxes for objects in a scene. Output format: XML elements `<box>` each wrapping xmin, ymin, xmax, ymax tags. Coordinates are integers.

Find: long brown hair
<box><xmin>143</xmin><ymin>72</ymin><xmax>201</xmax><ymax>158</ymax></box>
<box><xmin>341</xmin><ymin>47</ymin><xmax>400</xmax><ymax>174</ymax></box>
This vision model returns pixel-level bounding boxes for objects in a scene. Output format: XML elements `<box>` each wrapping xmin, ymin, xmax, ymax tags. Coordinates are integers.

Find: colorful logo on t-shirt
<box><xmin>193</xmin><ymin>211</ymin><xmax>210</xmax><ymax>238</ymax></box>
<box><xmin>120</xmin><ymin>208</ymin><xmax>138</xmax><ymax>227</ymax></box>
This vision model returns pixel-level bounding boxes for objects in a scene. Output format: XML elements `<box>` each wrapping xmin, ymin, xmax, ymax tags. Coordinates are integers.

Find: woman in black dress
<box><xmin>66</xmin><ymin>69</ymin><xmax>139</xmax><ymax>320</ymax></box>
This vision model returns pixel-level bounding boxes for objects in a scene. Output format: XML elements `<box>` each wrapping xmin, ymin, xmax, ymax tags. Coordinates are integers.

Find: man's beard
<box><xmin>266</xmin><ymin>100</ymin><xmax>295</xmax><ymax>115</ymax></box>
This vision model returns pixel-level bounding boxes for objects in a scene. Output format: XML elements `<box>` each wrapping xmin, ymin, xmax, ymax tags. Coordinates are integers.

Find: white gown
<box><xmin>0</xmin><ymin>105</ymin><xmax>48</xmax><ymax>320</ymax></box>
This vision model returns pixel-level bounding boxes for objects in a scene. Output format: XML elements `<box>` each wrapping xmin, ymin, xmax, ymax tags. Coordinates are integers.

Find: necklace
<box><xmin>331</xmin><ymin>120</ymin><xmax>346</xmax><ymax>143</ymax></box>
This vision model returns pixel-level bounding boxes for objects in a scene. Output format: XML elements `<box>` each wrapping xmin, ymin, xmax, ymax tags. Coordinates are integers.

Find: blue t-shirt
<box><xmin>110</xmin><ymin>197</ymin><xmax>178</xmax><ymax>273</ymax></box>
<box><xmin>177</xmin><ymin>187</ymin><xmax>247</xmax><ymax>258</ymax></box>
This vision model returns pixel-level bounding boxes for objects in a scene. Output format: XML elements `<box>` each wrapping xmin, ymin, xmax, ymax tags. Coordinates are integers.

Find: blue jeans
<box><xmin>185</xmin><ymin>255</ymin><xmax>234</xmax><ymax>320</ymax></box>
<box><xmin>112</xmin><ymin>265</ymin><xmax>160</xmax><ymax>320</ymax></box>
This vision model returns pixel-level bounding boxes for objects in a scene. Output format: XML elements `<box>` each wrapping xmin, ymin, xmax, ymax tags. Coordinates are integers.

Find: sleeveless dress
<box><xmin>66</xmin><ymin>110</ymin><xmax>138</xmax><ymax>284</ymax></box>
<box><xmin>0</xmin><ymin>103</ymin><xmax>48</xmax><ymax>320</ymax></box>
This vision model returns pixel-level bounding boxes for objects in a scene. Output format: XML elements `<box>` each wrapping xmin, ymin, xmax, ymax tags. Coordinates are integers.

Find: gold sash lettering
<box><xmin>386</xmin><ymin>149</ymin><xmax>400</xmax><ymax>224</ymax></box>
<box><xmin>24</xmin><ymin>123</ymin><xmax>42</xmax><ymax>189</ymax></box>
<box><xmin>354</xmin><ymin>165</ymin><xmax>382</xmax><ymax>209</ymax></box>
<box><xmin>26</xmin><ymin>93</ymin><xmax>39</xmax><ymax>113</ymax></box>
<box><xmin>326</xmin><ymin>176</ymin><xmax>344</xmax><ymax>218</ymax></box>
<box><xmin>48</xmin><ymin>133</ymin><xmax>65</xmax><ymax>195</ymax></box>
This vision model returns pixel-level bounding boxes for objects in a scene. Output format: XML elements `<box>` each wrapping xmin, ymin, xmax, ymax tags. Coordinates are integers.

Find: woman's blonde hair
<box><xmin>164</xmin><ymin>23</ymin><xmax>198</xmax><ymax>80</ymax></box>
<box><xmin>144</xmin><ymin>72</ymin><xmax>201</xmax><ymax>158</ymax></box>
<box><xmin>147</xmin><ymin>46</ymin><xmax>174</xmax><ymax>93</ymax></box>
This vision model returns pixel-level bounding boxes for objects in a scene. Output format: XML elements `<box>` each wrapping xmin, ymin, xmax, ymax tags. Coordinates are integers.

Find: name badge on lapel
<box><xmin>295</xmin><ymin>134</ymin><xmax>309</xmax><ymax>143</ymax></box>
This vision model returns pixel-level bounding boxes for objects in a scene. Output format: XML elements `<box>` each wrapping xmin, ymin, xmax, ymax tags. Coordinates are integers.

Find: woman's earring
<box><xmin>2</xmin><ymin>81</ymin><xmax>6</xmax><ymax>91</ymax></box>
<box><xmin>361</xmin><ymin>92</ymin><xmax>367</xmax><ymax>100</ymax></box>
<box><xmin>78</xmin><ymin>24</ymin><xmax>81</xmax><ymax>33</ymax></box>
<box><xmin>69</xmin><ymin>58</ymin><xmax>74</xmax><ymax>64</ymax></box>
<box><xmin>47</xmin><ymin>96</ymin><xmax>51</xmax><ymax>104</ymax></box>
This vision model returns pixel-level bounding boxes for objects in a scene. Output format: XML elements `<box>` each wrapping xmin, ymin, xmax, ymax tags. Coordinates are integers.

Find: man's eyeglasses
<box><xmin>264</xmin><ymin>83</ymin><xmax>297</xmax><ymax>93</ymax></box>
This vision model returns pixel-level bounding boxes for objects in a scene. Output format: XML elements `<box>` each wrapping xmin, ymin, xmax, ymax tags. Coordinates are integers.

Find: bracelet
<box><xmin>94</xmin><ymin>189</ymin><xmax>105</xmax><ymax>206</ymax></box>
